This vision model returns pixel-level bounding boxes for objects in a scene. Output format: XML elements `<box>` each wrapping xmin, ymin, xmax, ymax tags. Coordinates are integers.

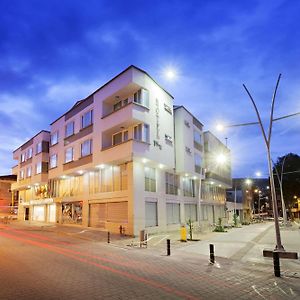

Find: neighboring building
<box><xmin>11</xmin><ymin>65</ymin><xmax>231</xmax><ymax>235</ymax></box>
<box><xmin>226</xmin><ymin>178</ymin><xmax>270</xmax><ymax>223</ymax></box>
<box><xmin>11</xmin><ymin>130</ymin><xmax>51</xmax><ymax>221</ymax></box>
<box><xmin>0</xmin><ymin>175</ymin><xmax>17</xmax><ymax>216</ymax></box>
<box><xmin>201</xmin><ymin>131</ymin><xmax>232</xmax><ymax>227</ymax></box>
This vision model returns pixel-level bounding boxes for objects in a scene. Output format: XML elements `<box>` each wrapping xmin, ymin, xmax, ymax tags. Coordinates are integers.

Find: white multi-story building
<box><xmin>12</xmin><ymin>65</ymin><xmax>231</xmax><ymax>235</ymax></box>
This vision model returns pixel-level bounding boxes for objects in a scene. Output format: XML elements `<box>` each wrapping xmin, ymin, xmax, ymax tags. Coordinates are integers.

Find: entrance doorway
<box><xmin>25</xmin><ymin>207</ymin><xmax>30</xmax><ymax>221</ymax></box>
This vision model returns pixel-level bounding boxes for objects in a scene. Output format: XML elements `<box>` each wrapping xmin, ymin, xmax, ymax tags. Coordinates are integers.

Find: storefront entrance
<box><xmin>62</xmin><ymin>202</ymin><xmax>82</xmax><ymax>224</ymax></box>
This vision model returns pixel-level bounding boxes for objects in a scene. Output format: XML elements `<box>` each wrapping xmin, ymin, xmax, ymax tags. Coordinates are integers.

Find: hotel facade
<box><xmin>11</xmin><ymin>66</ymin><xmax>231</xmax><ymax>236</ymax></box>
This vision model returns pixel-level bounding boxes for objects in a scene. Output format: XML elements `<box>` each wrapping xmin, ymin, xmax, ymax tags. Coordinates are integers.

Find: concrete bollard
<box><xmin>107</xmin><ymin>231</ymin><xmax>110</xmax><ymax>244</ymax></box>
<box><xmin>167</xmin><ymin>239</ymin><xmax>171</xmax><ymax>256</ymax></box>
<box><xmin>273</xmin><ymin>251</ymin><xmax>280</xmax><ymax>277</ymax></box>
<box><xmin>209</xmin><ymin>244</ymin><xmax>215</xmax><ymax>264</ymax></box>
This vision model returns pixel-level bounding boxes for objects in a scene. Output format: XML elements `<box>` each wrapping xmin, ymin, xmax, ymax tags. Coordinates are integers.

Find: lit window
<box><xmin>50</xmin><ymin>154</ymin><xmax>58</xmax><ymax>168</ymax></box>
<box><xmin>113</xmin><ymin>101</ymin><xmax>122</xmax><ymax>111</ymax></box>
<box><xmin>81</xmin><ymin>140</ymin><xmax>92</xmax><ymax>157</ymax></box>
<box><xmin>27</xmin><ymin>148</ymin><xmax>33</xmax><ymax>159</ymax></box>
<box><xmin>65</xmin><ymin>122</ymin><xmax>74</xmax><ymax>138</ymax></box>
<box><xmin>36</xmin><ymin>142</ymin><xmax>42</xmax><ymax>154</ymax></box>
<box><xmin>20</xmin><ymin>153</ymin><xmax>26</xmax><ymax>163</ymax></box>
<box><xmin>145</xmin><ymin>167</ymin><xmax>156</xmax><ymax>192</ymax></box>
<box><xmin>20</xmin><ymin>169</ymin><xmax>24</xmax><ymax>179</ymax></box>
<box><xmin>26</xmin><ymin>166</ymin><xmax>32</xmax><ymax>177</ymax></box>
<box><xmin>36</xmin><ymin>162</ymin><xmax>42</xmax><ymax>174</ymax></box>
<box><xmin>50</xmin><ymin>132</ymin><xmax>58</xmax><ymax>146</ymax></box>
<box><xmin>112</xmin><ymin>132</ymin><xmax>122</xmax><ymax>145</ymax></box>
<box><xmin>81</xmin><ymin>110</ymin><xmax>93</xmax><ymax>129</ymax></box>
<box><xmin>65</xmin><ymin>148</ymin><xmax>73</xmax><ymax>163</ymax></box>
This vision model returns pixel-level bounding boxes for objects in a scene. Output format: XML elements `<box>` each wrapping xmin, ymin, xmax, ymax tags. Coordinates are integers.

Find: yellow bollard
<box><xmin>180</xmin><ymin>225</ymin><xmax>187</xmax><ymax>242</ymax></box>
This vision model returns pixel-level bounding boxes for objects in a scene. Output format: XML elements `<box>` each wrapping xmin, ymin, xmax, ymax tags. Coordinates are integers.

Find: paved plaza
<box><xmin>0</xmin><ymin>221</ymin><xmax>299</xmax><ymax>299</ymax></box>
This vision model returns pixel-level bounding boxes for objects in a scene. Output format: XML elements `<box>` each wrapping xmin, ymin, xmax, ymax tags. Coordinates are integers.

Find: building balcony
<box><xmin>205</xmin><ymin>171</ymin><xmax>232</xmax><ymax>187</ymax></box>
<box><xmin>100</xmin><ymin>139</ymin><xmax>150</xmax><ymax>164</ymax></box>
<box><xmin>101</xmin><ymin>102</ymin><xmax>149</xmax><ymax>131</ymax></box>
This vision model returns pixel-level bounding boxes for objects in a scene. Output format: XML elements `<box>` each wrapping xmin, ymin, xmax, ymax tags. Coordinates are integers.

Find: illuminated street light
<box><xmin>255</xmin><ymin>171</ymin><xmax>262</xmax><ymax>177</ymax></box>
<box><xmin>216</xmin><ymin>153</ymin><xmax>227</xmax><ymax>164</ymax></box>
<box><xmin>245</xmin><ymin>179</ymin><xmax>252</xmax><ymax>185</ymax></box>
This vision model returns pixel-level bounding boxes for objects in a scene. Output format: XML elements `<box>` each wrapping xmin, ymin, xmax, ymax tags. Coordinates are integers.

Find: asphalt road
<box><xmin>0</xmin><ymin>223</ymin><xmax>299</xmax><ymax>299</ymax></box>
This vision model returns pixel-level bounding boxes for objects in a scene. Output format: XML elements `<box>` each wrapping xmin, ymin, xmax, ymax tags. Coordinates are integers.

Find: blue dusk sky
<box><xmin>0</xmin><ymin>0</ymin><xmax>300</xmax><ymax>177</ymax></box>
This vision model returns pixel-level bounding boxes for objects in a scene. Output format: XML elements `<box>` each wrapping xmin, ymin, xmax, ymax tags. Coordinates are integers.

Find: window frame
<box><xmin>81</xmin><ymin>110</ymin><xmax>93</xmax><ymax>129</ymax></box>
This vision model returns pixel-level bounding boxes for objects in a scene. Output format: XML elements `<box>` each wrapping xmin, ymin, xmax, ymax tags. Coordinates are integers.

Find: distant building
<box><xmin>0</xmin><ymin>175</ymin><xmax>17</xmax><ymax>216</ymax></box>
<box><xmin>11</xmin><ymin>65</ymin><xmax>231</xmax><ymax>235</ymax></box>
<box><xmin>226</xmin><ymin>178</ymin><xmax>270</xmax><ymax>223</ymax></box>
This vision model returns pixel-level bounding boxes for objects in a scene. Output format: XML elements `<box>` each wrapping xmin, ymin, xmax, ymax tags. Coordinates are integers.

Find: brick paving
<box><xmin>0</xmin><ymin>222</ymin><xmax>299</xmax><ymax>299</ymax></box>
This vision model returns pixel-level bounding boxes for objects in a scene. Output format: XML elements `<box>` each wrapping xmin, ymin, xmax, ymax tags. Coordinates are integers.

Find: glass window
<box><xmin>134</xmin><ymin>124</ymin><xmax>149</xmax><ymax>143</ymax></box>
<box><xmin>112</xmin><ymin>132</ymin><xmax>122</xmax><ymax>145</ymax></box>
<box><xmin>26</xmin><ymin>166</ymin><xmax>32</xmax><ymax>178</ymax></box>
<box><xmin>165</xmin><ymin>172</ymin><xmax>179</xmax><ymax>195</ymax></box>
<box><xmin>27</xmin><ymin>148</ymin><xmax>33</xmax><ymax>159</ymax></box>
<box><xmin>50</xmin><ymin>132</ymin><xmax>58</xmax><ymax>146</ymax></box>
<box><xmin>50</xmin><ymin>154</ymin><xmax>57</xmax><ymax>168</ymax></box>
<box><xmin>36</xmin><ymin>162</ymin><xmax>42</xmax><ymax>174</ymax></box>
<box><xmin>81</xmin><ymin>110</ymin><xmax>93</xmax><ymax>128</ymax></box>
<box><xmin>20</xmin><ymin>169</ymin><xmax>24</xmax><ymax>179</ymax></box>
<box><xmin>194</xmin><ymin>131</ymin><xmax>201</xmax><ymax>144</ymax></box>
<box><xmin>113</xmin><ymin>101</ymin><xmax>122</xmax><ymax>111</ymax></box>
<box><xmin>134</xmin><ymin>89</ymin><xmax>149</xmax><ymax>107</ymax></box>
<box><xmin>81</xmin><ymin>139</ymin><xmax>92</xmax><ymax>157</ymax></box>
<box><xmin>65</xmin><ymin>121</ymin><xmax>74</xmax><ymax>138</ymax></box>
<box><xmin>65</xmin><ymin>147</ymin><xmax>73</xmax><ymax>163</ymax></box>
<box><xmin>145</xmin><ymin>167</ymin><xmax>156</xmax><ymax>192</ymax></box>
<box><xmin>123</xmin><ymin>130</ymin><xmax>128</xmax><ymax>142</ymax></box>
<box><xmin>183</xmin><ymin>178</ymin><xmax>195</xmax><ymax>197</ymax></box>
<box><xmin>36</xmin><ymin>142</ymin><xmax>42</xmax><ymax>154</ymax></box>
<box><xmin>20</xmin><ymin>153</ymin><xmax>26</xmax><ymax>163</ymax></box>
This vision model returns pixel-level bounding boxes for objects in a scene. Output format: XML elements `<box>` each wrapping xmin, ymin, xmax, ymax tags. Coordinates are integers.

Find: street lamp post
<box><xmin>243</xmin><ymin>75</ymin><xmax>284</xmax><ymax>251</ymax></box>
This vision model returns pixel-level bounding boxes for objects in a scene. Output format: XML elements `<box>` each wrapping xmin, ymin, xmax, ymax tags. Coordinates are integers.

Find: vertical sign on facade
<box><xmin>155</xmin><ymin>98</ymin><xmax>160</xmax><ymax>139</ymax></box>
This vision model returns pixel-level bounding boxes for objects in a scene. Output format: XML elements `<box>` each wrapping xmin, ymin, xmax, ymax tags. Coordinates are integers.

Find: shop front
<box><xmin>61</xmin><ymin>201</ymin><xmax>83</xmax><ymax>225</ymax></box>
<box><xmin>29</xmin><ymin>198</ymin><xmax>56</xmax><ymax>223</ymax></box>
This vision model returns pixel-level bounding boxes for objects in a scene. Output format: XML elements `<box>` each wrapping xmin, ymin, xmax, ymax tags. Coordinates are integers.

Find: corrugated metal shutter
<box><xmin>145</xmin><ymin>202</ymin><xmax>157</xmax><ymax>227</ymax></box>
<box><xmin>166</xmin><ymin>203</ymin><xmax>180</xmax><ymax>224</ymax></box>
<box><xmin>89</xmin><ymin>203</ymin><xmax>106</xmax><ymax>228</ymax></box>
<box><xmin>107</xmin><ymin>202</ymin><xmax>128</xmax><ymax>223</ymax></box>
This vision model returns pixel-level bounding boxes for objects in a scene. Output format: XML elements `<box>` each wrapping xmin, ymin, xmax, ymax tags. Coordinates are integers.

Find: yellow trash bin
<box><xmin>180</xmin><ymin>225</ymin><xmax>187</xmax><ymax>242</ymax></box>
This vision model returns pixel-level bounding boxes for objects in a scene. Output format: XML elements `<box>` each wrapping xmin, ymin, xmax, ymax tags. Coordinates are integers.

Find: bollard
<box><xmin>167</xmin><ymin>239</ymin><xmax>171</xmax><ymax>256</ymax></box>
<box><xmin>107</xmin><ymin>231</ymin><xmax>110</xmax><ymax>244</ymax></box>
<box><xmin>273</xmin><ymin>251</ymin><xmax>280</xmax><ymax>277</ymax></box>
<box><xmin>209</xmin><ymin>244</ymin><xmax>215</xmax><ymax>264</ymax></box>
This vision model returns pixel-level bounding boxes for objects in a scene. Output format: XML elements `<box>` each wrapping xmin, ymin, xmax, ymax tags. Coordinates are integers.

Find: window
<box><xmin>113</xmin><ymin>101</ymin><xmax>122</xmax><ymax>111</ymax></box>
<box><xmin>167</xmin><ymin>203</ymin><xmax>180</xmax><ymax>224</ymax></box>
<box><xmin>164</xmin><ymin>103</ymin><xmax>172</xmax><ymax>115</ymax></box>
<box><xmin>134</xmin><ymin>89</ymin><xmax>149</xmax><ymax>107</ymax></box>
<box><xmin>26</xmin><ymin>166</ymin><xmax>32</xmax><ymax>177</ymax></box>
<box><xmin>145</xmin><ymin>167</ymin><xmax>156</xmax><ymax>192</ymax></box>
<box><xmin>20</xmin><ymin>153</ymin><xmax>26</xmax><ymax>163</ymax></box>
<box><xmin>134</xmin><ymin>124</ymin><xmax>149</xmax><ymax>143</ymax></box>
<box><xmin>185</xmin><ymin>204</ymin><xmax>197</xmax><ymax>222</ymax></box>
<box><xmin>36</xmin><ymin>162</ymin><xmax>42</xmax><ymax>174</ymax></box>
<box><xmin>81</xmin><ymin>139</ymin><xmax>92</xmax><ymax>157</ymax></box>
<box><xmin>123</xmin><ymin>130</ymin><xmax>128</xmax><ymax>142</ymax></box>
<box><xmin>27</xmin><ymin>148</ymin><xmax>33</xmax><ymax>159</ymax></box>
<box><xmin>165</xmin><ymin>172</ymin><xmax>179</xmax><ymax>195</ymax></box>
<box><xmin>50</xmin><ymin>131</ymin><xmax>58</xmax><ymax>146</ymax></box>
<box><xmin>81</xmin><ymin>110</ymin><xmax>93</xmax><ymax>128</ymax></box>
<box><xmin>65</xmin><ymin>121</ymin><xmax>74</xmax><ymax>138</ymax></box>
<box><xmin>36</xmin><ymin>142</ymin><xmax>42</xmax><ymax>154</ymax></box>
<box><xmin>194</xmin><ymin>131</ymin><xmax>201</xmax><ymax>144</ymax></box>
<box><xmin>19</xmin><ymin>169</ymin><xmax>24</xmax><ymax>179</ymax></box>
<box><xmin>194</xmin><ymin>153</ymin><xmax>202</xmax><ymax>174</ymax></box>
<box><xmin>145</xmin><ymin>201</ymin><xmax>158</xmax><ymax>227</ymax></box>
<box><xmin>65</xmin><ymin>147</ymin><xmax>74</xmax><ymax>163</ymax></box>
<box><xmin>183</xmin><ymin>178</ymin><xmax>195</xmax><ymax>197</ymax></box>
<box><xmin>50</xmin><ymin>154</ymin><xmax>58</xmax><ymax>168</ymax></box>
<box><xmin>112</xmin><ymin>132</ymin><xmax>122</xmax><ymax>145</ymax></box>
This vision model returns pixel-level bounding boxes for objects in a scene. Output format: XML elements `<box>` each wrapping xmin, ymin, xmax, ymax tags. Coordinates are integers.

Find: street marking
<box><xmin>290</xmin><ymin>288</ymin><xmax>295</xmax><ymax>295</ymax></box>
<box><xmin>274</xmin><ymin>281</ymin><xmax>288</xmax><ymax>295</ymax></box>
<box><xmin>251</xmin><ymin>285</ymin><xmax>267</xmax><ymax>299</ymax></box>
